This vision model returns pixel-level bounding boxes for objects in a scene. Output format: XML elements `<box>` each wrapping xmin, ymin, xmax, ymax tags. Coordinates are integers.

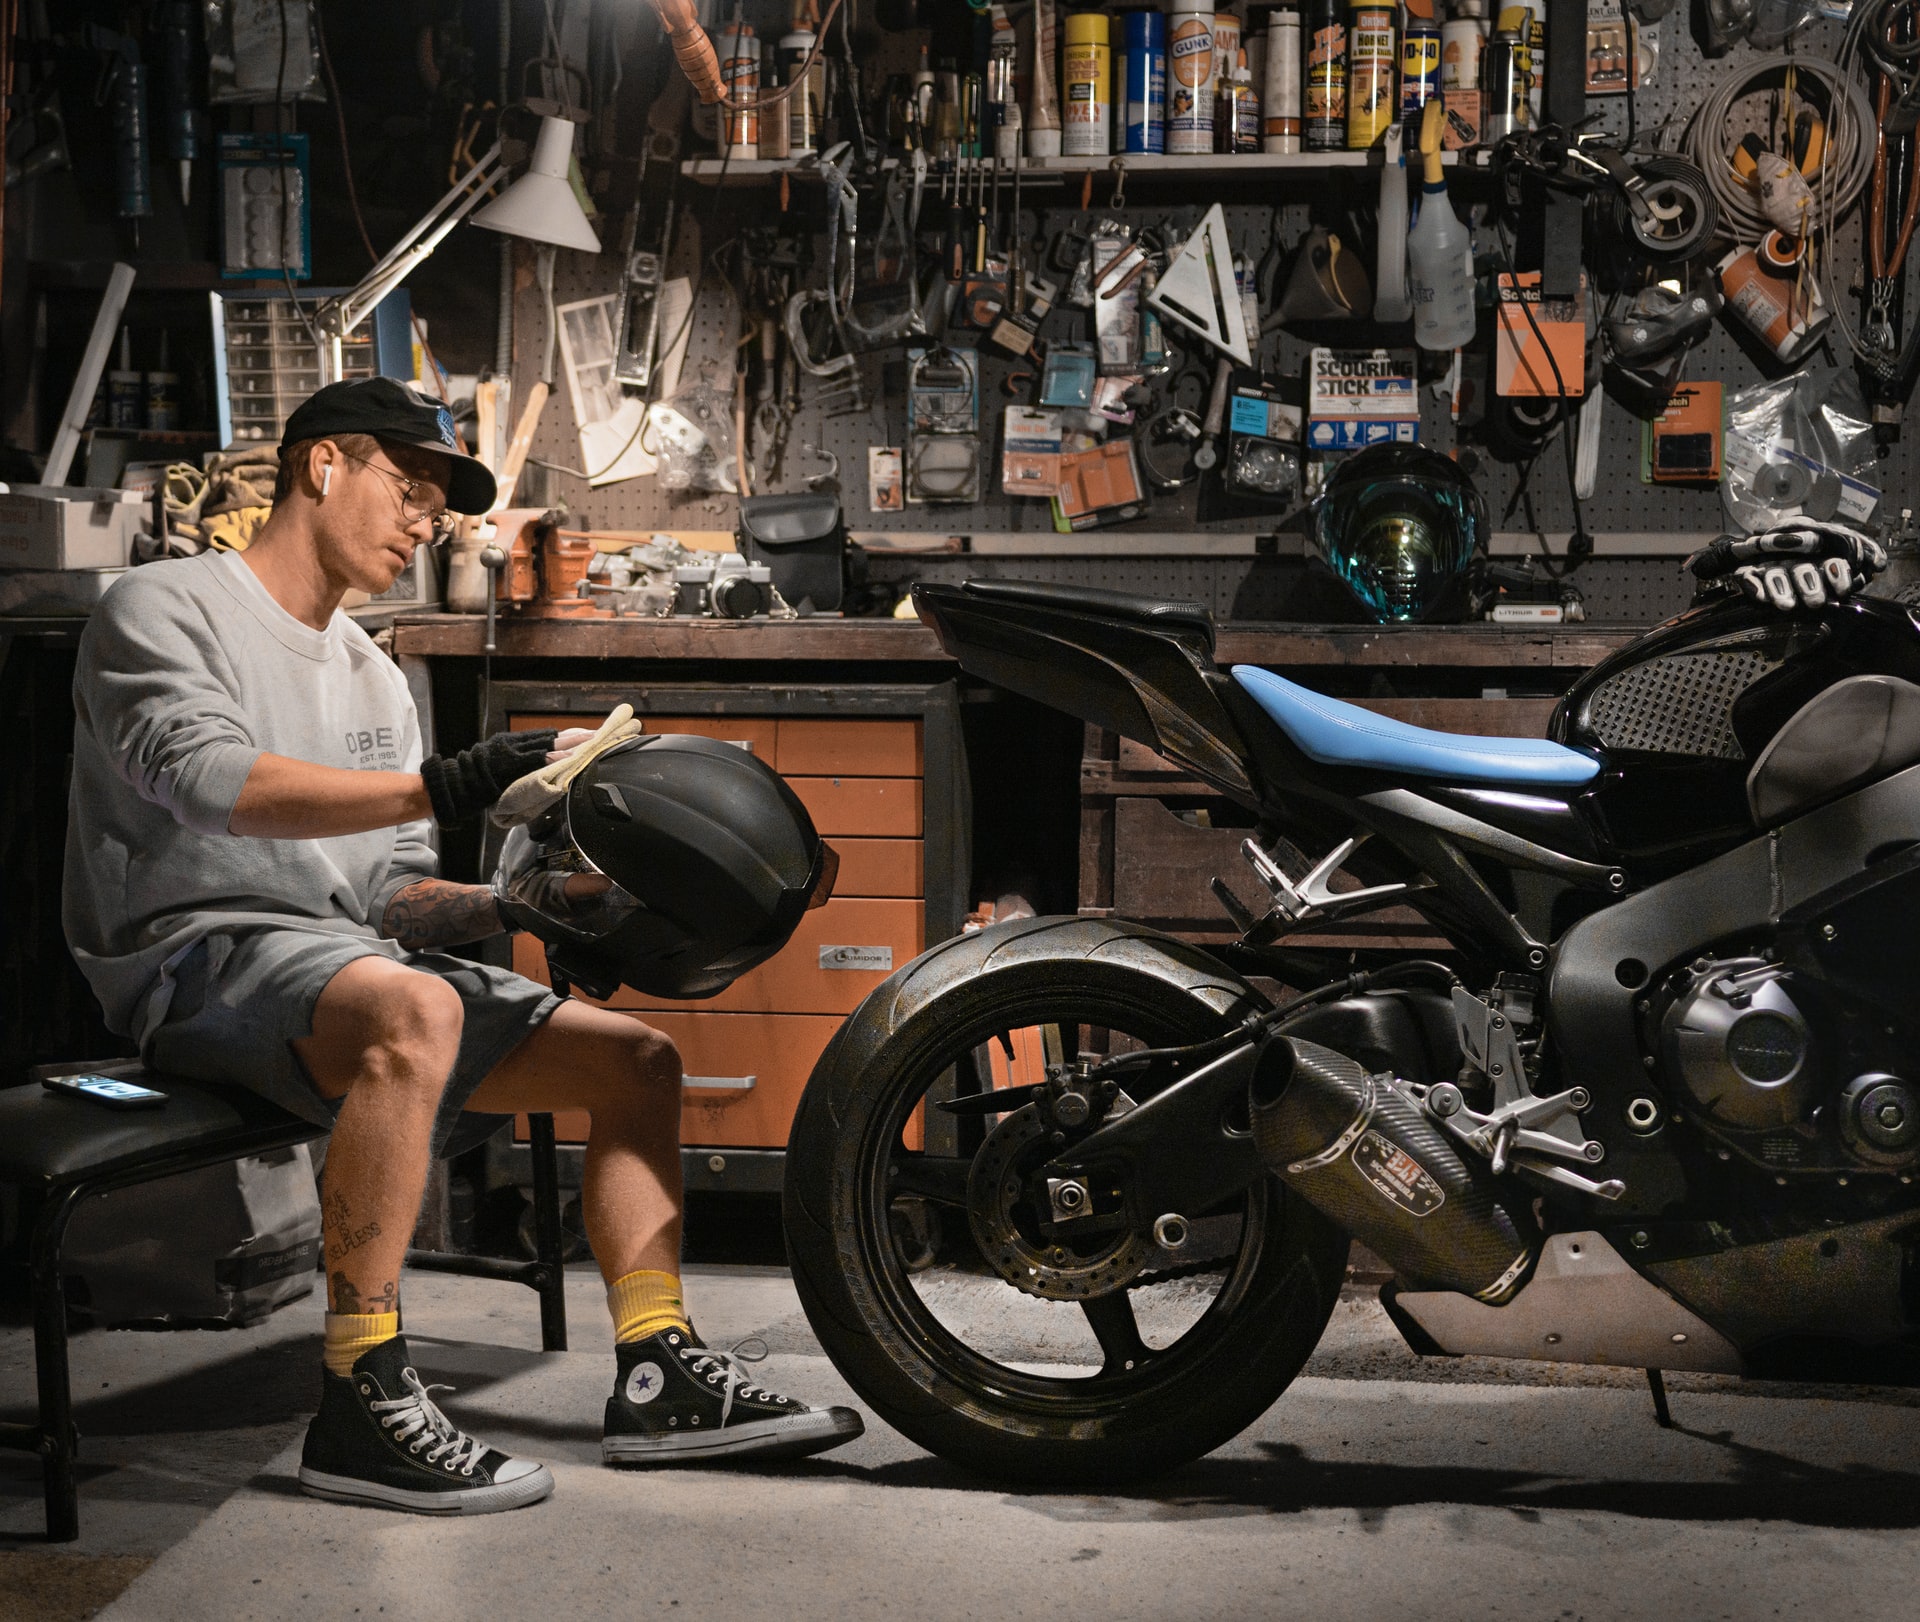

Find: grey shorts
<box><xmin>146</xmin><ymin>929</ymin><xmax>563</xmax><ymax>1159</ymax></box>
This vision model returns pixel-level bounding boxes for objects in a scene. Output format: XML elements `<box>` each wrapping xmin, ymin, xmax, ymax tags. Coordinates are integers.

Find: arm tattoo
<box><xmin>381</xmin><ymin>879</ymin><xmax>502</xmax><ymax>949</ymax></box>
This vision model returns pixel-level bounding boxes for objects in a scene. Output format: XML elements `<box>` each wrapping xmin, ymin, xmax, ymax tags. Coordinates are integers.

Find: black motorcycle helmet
<box><xmin>493</xmin><ymin>733</ymin><xmax>836</xmax><ymax>1000</ymax></box>
<box><xmin>1310</xmin><ymin>443</ymin><xmax>1486</xmax><ymax>623</ymax></box>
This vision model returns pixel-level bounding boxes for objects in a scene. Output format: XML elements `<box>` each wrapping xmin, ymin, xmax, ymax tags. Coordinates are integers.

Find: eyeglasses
<box><xmin>337</xmin><ymin>450</ymin><xmax>456</xmax><ymax>544</ymax></box>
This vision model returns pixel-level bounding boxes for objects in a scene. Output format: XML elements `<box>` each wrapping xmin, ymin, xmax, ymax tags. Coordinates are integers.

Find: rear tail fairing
<box><xmin>1552</xmin><ymin>595</ymin><xmax>1920</xmax><ymax>876</ymax></box>
<box><xmin>910</xmin><ymin>580</ymin><xmax>1260</xmax><ymax>805</ymax></box>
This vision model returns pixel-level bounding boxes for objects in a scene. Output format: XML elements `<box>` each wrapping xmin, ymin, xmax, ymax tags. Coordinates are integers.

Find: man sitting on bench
<box><xmin>63</xmin><ymin>378</ymin><xmax>861</xmax><ymax>1516</ymax></box>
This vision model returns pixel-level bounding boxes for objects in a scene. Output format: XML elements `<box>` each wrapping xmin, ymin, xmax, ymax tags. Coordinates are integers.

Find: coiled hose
<box><xmin>1677</xmin><ymin>55</ymin><xmax>1876</xmax><ymax>244</ymax></box>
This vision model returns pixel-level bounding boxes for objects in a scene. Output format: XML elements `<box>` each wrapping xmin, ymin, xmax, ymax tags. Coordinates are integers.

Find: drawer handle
<box><xmin>820</xmin><ymin>945</ymin><xmax>893</xmax><ymax>971</ymax></box>
<box><xmin>685</xmin><ymin>1075</ymin><xmax>756</xmax><ymax>1091</ymax></box>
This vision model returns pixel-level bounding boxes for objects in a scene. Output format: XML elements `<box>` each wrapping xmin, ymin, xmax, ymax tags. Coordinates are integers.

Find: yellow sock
<box><xmin>323</xmin><ymin>1311</ymin><xmax>399</xmax><ymax>1377</ymax></box>
<box><xmin>608</xmin><ymin>1269</ymin><xmax>690</xmax><ymax>1343</ymax></box>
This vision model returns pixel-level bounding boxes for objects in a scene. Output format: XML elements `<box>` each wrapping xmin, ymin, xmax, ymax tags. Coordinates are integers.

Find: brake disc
<box><xmin>965</xmin><ymin>1103</ymin><xmax>1150</xmax><ymax>1302</ymax></box>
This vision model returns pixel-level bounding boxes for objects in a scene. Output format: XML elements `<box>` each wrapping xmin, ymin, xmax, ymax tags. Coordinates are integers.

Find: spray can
<box><xmin>988</xmin><ymin>5</ymin><xmax>1021</xmax><ymax>160</ymax></box>
<box><xmin>1440</xmin><ymin>2</ymin><xmax>1488</xmax><ymax>149</ymax></box>
<box><xmin>781</xmin><ymin>29</ymin><xmax>823</xmax><ymax>157</ymax></box>
<box><xmin>1345</xmin><ymin>0</ymin><xmax>1397</xmax><ymax>150</ymax></box>
<box><xmin>1483</xmin><ymin>16</ymin><xmax>1528</xmax><ymax>142</ymax></box>
<box><xmin>1263</xmin><ymin>10</ymin><xmax>1303</xmax><ymax>152</ymax></box>
<box><xmin>1516</xmin><ymin>0</ymin><xmax>1545</xmax><ymax>121</ymax></box>
<box><xmin>1217</xmin><ymin>49</ymin><xmax>1261</xmax><ymax>152</ymax></box>
<box><xmin>1400</xmin><ymin>11</ymin><xmax>1442</xmax><ymax>139</ymax></box>
<box><xmin>718</xmin><ymin>24</ymin><xmax>760</xmax><ymax>159</ymax></box>
<box><xmin>1167</xmin><ymin>7</ymin><xmax>1217</xmax><ymax>155</ymax></box>
<box><xmin>1213</xmin><ymin>11</ymin><xmax>1242</xmax><ymax>100</ymax></box>
<box><xmin>1303</xmin><ymin>0</ymin><xmax>1348</xmax><ymax>152</ymax></box>
<box><xmin>1062</xmin><ymin>12</ymin><xmax>1112</xmax><ymax>156</ymax></box>
<box><xmin>1123</xmin><ymin>10</ymin><xmax>1168</xmax><ymax>154</ymax></box>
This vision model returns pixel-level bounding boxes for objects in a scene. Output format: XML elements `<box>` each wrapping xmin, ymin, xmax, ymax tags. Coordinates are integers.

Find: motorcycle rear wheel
<box><xmin>783</xmin><ymin>927</ymin><xmax>1348</xmax><ymax>1487</ymax></box>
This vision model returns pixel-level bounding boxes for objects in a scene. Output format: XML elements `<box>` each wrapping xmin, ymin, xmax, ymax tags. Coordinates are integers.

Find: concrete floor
<box><xmin>4</xmin><ymin>1261</ymin><xmax>1919</xmax><ymax>1622</ymax></box>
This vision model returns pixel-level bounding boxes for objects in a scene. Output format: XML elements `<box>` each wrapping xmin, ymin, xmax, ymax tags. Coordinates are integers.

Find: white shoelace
<box><xmin>677</xmin><ymin>1337</ymin><xmax>779</xmax><ymax>1429</ymax></box>
<box><xmin>372</xmin><ymin>1368</ymin><xmax>490</xmax><ymax>1475</ymax></box>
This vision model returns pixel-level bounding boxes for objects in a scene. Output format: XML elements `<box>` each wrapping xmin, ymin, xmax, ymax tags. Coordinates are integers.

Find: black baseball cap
<box><xmin>281</xmin><ymin>377</ymin><xmax>498</xmax><ymax>515</ymax></box>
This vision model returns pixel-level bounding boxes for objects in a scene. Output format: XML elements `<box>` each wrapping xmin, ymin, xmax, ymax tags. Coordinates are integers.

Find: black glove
<box><xmin>1689</xmin><ymin>523</ymin><xmax>1888</xmax><ymax>611</ymax></box>
<box><xmin>420</xmin><ymin>729</ymin><xmax>556</xmax><ymax>826</ymax></box>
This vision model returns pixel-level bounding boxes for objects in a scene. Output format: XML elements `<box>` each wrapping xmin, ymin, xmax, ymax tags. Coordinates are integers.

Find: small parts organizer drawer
<box><xmin>507</xmin><ymin>711</ymin><xmax>927</xmax><ymax>1149</ymax></box>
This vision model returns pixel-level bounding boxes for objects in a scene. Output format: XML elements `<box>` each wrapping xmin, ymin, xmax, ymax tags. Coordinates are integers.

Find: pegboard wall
<box><xmin>511</xmin><ymin>12</ymin><xmax>1916</xmax><ymax>625</ymax></box>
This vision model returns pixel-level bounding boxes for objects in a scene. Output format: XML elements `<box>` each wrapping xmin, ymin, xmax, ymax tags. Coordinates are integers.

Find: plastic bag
<box><xmin>1723</xmin><ymin>367</ymin><xmax>1881</xmax><ymax>534</ymax></box>
<box><xmin>649</xmin><ymin>385</ymin><xmax>738</xmax><ymax>494</ymax></box>
<box><xmin>202</xmin><ymin>0</ymin><xmax>323</xmax><ymax>103</ymax></box>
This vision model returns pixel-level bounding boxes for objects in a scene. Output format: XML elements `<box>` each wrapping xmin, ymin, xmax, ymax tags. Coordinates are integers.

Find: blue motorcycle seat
<box><xmin>1231</xmin><ymin>665</ymin><xmax>1603</xmax><ymax>787</ymax></box>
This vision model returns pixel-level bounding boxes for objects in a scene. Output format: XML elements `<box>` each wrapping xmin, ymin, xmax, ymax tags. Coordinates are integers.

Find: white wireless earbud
<box><xmin>321</xmin><ymin>464</ymin><xmax>333</xmax><ymax>496</ymax></box>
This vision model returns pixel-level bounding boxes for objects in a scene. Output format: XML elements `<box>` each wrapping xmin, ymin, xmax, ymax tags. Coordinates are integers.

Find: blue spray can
<box><xmin>1122</xmin><ymin>10</ymin><xmax>1167</xmax><ymax>154</ymax></box>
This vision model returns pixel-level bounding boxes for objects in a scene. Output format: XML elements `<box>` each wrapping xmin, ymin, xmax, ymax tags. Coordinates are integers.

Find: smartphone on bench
<box><xmin>43</xmin><ymin>1074</ymin><xmax>168</xmax><ymax>1110</ymax></box>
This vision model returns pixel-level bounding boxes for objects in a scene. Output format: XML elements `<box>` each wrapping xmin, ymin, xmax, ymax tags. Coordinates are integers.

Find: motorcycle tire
<box><xmin>783</xmin><ymin>915</ymin><xmax>1349</xmax><ymax>1488</ymax></box>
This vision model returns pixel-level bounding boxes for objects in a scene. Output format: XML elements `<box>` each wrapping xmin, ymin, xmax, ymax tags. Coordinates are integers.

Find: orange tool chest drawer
<box><xmin>511</xmin><ymin>894</ymin><xmax>923</xmax><ymax>1016</ymax></box>
<box><xmin>496</xmin><ymin>695</ymin><xmax>956</xmax><ymax>1175</ymax></box>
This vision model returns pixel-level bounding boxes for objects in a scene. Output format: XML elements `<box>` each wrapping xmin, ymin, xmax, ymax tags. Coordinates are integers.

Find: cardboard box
<box><xmin>1494</xmin><ymin>272</ymin><xmax>1588</xmax><ymax>397</ymax></box>
<box><xmin>0</xmin><ymin>485</ymin><xmax>148</xmax><ymax>572</ymax></box>
<box><xmin>1306</xmin><ymin>349</ymin><xmax>1420</xmax><ymax>451</ymax></box>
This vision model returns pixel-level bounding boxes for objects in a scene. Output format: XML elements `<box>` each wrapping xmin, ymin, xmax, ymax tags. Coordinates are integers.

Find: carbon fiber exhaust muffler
<box><xmin>1250</xmin><ymin>1035</ymin><xmax>1537</xmax><ymax>1303</ymax></box>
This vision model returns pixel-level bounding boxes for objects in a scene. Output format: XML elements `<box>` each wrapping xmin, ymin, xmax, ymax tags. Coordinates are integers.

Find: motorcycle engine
<box><xmin>1656</xmin><ymin>956</ymin><xmax>1920</xmax><ymax>1170</ymax></box>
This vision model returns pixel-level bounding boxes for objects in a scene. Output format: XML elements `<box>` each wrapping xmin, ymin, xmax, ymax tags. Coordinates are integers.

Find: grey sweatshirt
<box><xmin>65</xmin><ymin>548</ymin><xmax>436</xmax><ymax>1044</ymax></box>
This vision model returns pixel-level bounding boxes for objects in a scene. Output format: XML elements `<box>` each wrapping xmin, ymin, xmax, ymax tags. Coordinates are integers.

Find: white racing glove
<box><xmin>491</xmin><ymin>703</ymin><xmax>645</xmax><ymax>827</ymax></box>
<box><xmin>1689</xmin><ymin>523</ymin><xmax>1888</xmax><ymax>611</ymax></box>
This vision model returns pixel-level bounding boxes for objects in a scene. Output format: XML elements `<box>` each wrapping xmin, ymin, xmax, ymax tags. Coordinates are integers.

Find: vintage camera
<box><xmin>672</xmin><ymin>554</ymin><xmax>775</xmax><ymax>619</ymax></box>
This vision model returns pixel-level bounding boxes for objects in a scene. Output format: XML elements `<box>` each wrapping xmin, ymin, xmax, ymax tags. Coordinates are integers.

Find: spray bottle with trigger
<box><xmin>1406</xmin><ymin>100</ymin><xmax>1474</xmax><ymax>350</ymax></box>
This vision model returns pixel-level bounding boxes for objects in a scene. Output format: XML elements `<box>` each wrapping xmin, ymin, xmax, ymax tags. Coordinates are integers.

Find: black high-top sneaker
<box><xmin>298</xmin><ymin>1335</ymin><xmax>553</xmax><ymax>1514</ymax></box>
<box><xmin>603</xmin><ymin>1326</ymin><xmax>864</xmax><ymax>1465</ymax></box>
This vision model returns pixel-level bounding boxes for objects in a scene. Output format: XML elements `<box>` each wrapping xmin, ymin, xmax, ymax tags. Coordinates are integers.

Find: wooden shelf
<box><xmin>681</xmin><ymin>150</ymin><xmax>1460</xmax><ymax>187</ymax></box>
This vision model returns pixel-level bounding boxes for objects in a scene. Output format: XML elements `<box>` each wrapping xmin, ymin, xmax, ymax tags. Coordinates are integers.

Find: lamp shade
<box><xmin>472</xmin><ymin>116</ymin><xmax>603</xmax><ymax>253</ymax></box>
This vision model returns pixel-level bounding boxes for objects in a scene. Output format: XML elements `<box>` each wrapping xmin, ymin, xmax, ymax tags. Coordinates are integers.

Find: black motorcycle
<box><xmin>781</xmin><ymin>575</ymin><xmax>1920</xmax><ymax>1485</ymax></box>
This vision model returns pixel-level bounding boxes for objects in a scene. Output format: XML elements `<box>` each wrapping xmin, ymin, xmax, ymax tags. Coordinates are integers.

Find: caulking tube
<box><xmin>1263</xmin><ymin>10</ymin><xmax>1303</xmax><ymax>153</ymax></box>
<box><xmin>1028</xmin><ymin>0</ymin><xmax>1062</xmax><ymax>157</ymax></box>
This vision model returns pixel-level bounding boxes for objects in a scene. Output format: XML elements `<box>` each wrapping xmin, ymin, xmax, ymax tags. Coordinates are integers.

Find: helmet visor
<box><xmin>495</xmin><ymin>821</ymin><xmax>645</xmax><ymax>943</ymax></box>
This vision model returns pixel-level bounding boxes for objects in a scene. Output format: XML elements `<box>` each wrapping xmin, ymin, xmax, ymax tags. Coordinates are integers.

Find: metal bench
<box><xmin>0</xmin><ymin>1063</ymin><xmax>569</xmax><ymax>1541</ymax></box>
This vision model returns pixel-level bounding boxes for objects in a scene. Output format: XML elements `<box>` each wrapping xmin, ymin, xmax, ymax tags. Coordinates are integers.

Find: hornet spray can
<box><xmin>1345</xmin><ymin>0</ymin><xmax>1397</xmax><ymax>149</ymax></box>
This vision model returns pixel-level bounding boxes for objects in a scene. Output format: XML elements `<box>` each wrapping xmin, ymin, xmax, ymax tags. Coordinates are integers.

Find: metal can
<box><xmin>1062</xmin><ymin>11</ymin><xmax>1112</xmax><ymax>156</ymax></box>
<box><xmin>1303</xmin><ymin>0</ymin><xmax>1347</xmax><ymax>152</ymax></box>
<box><xmin>1263</xmin><ymin>10</ymin><xmax>1303</xmax><ymax>153</ymax></box>
<box><xmin>1216</xmin><ymin>50</ymin><xmax>1260</xmax><ymax>152</ymax></box>
<box><xmin>1440</xmin><ymin>5</ymin><xmax>1488</xmax><ymax>90</ymax></box>
<box><xmin>718</xmin><ymin>24</ymin><xmax>759</xmax><ymax>158</ymax></box>
<box><xmin>1399</xmin><ymin>15</ymin><xmax>1441</xmax><ymax>136</ymax></box>
<box><xmin>1482</xmin><ymin>26</ymin><xmax>1527</xmax><ymax>142</ymax></box>
<box><xmin>1167</xmin><ymin>7</ymin><xmax>1216</xmax><ymax>155</ymax></box>
<box><xmin>1212</xmin><ymin>10</ymin><xmax>1242</xmax><ymax>98</ymax></box>
<box><xmin>1344</xmin><ymin>0</ymin><xmax>1397</xmax><ymax>150</ymax></box>
<box><xmin>1123</xmin><ymin>9</ymin><xmax>1167</xmax><ymax>153</ymax></box>
<box><xmin>780</xmin><ymin>30</ymin><xmax>824</xmax><ymax>157</ymax></box>
<box><xmin>1516</xmin><ymin>0</ymin><xmax>1545</xmax><ymax>121</ymax></box>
